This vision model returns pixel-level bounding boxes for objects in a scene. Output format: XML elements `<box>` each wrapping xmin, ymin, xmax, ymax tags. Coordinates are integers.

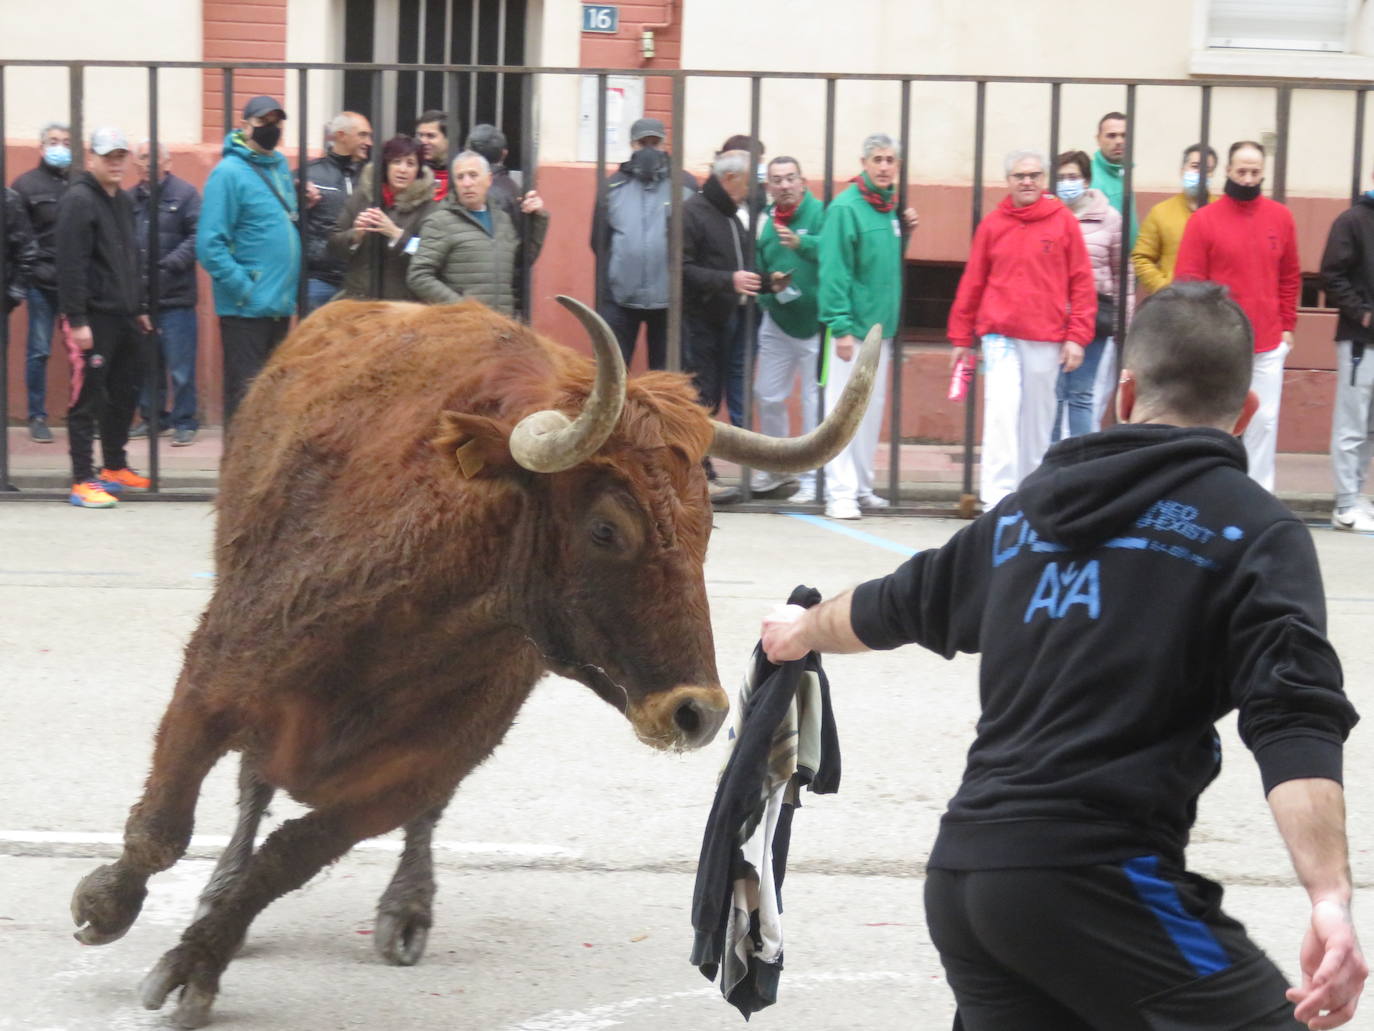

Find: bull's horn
<box><xmin>708</xmin><ymin>324</ymin><xmax>884</xmax><ymax>474</ymax></box>
<box><xmin>509</xmin><ymin>296</ymin><xmax>628</xmax><ymax>473</ymax></box>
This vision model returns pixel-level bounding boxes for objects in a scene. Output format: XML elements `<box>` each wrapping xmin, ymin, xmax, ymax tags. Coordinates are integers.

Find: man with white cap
<box><xmin>197</xmin><ymin>95</ymin><xmax>300</xmax><ymax>429</ymax></box>
<box><xmin>54</xmin><ymin>126</ymin><xmax>154</xmax><ymax>508</ymax></box>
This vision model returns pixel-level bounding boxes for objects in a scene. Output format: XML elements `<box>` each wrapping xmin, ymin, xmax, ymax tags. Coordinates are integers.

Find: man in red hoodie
<box><xmin>1174</xmin><ymin>140</ymin><xmax>1299</xmax><ymax>493</ymax></box>
<box><xmin>948</xmin><ymin>149</ymin><xmax>1096</xmax><ymax>507</ymax></box>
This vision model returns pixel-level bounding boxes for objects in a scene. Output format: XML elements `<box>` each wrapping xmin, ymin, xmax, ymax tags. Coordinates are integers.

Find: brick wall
<box><xmin>202</xmin><ymin>0</ymin><xmax>288</xmax><ymax>142</ymax></box>
<box><xmin>579</xmin><ymin>1</ymin><xmax>682</xmax><ymax>131</ymax></box>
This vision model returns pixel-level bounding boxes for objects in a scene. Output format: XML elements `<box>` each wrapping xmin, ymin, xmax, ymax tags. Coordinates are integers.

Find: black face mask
<box><xmin>1225</xmin><ymin>177</ymin><xmax>1262</xmax><ymax>202</ymax></box>
<box><xmin>628</xmin><ymin>146</ymin><xmax>667</xmax><ymax>182</ymax></box>
<box><xmin>250</xmin><ymin>123</ymin><xmax>282</xmax><ymax>151</ymax></box>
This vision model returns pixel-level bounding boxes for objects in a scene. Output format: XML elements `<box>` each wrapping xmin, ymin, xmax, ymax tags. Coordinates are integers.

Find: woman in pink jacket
<box><xmin>1052</xmin><ymin>150</ymin><xmax>1122</xmax><ymax>439</ymax></box>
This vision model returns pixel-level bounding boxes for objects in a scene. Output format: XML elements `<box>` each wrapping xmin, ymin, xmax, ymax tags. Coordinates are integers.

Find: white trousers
<box><xmin>980</xmin><ymin>334</ymin><xmax>1062</xmax><ymax>508</ymax></box>
<box><xmin>823</xmin><ymin>335</ymin><xmax>892</xmax><ymax>503</ymax></box>
<box><xmin>1244</xmin><ymin>341</ymin><xmax>1289</xmax><ymax>493</ymax></box>
<box><xmin>755</xmin><ymin>313</ymin><xmax>821</xmax><ymax>488</ymax></box>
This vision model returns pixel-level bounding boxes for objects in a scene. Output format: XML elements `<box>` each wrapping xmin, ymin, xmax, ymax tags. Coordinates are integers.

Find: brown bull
<box><xmin>69</xmin><ymin>296</ymin><xmax>881</xmax><ymax>1028</ymax></box>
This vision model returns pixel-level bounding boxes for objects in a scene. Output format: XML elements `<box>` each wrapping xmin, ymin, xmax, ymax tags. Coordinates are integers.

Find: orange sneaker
<box><xmin>98</xmin><ymin>466</ymin><xmax>151</xmax><ymax>490</ymax></box>
<box><xmin>70</xmin><ymin>480</ymin><xmax>119</xmax><ymax>508</ymax></box>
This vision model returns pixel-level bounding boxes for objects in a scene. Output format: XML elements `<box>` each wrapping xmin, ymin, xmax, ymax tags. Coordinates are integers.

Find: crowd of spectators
<box><xmin>4</xmin><ymin>100</ymin><xmax>1373</xmax><ymax>528</ymax></box>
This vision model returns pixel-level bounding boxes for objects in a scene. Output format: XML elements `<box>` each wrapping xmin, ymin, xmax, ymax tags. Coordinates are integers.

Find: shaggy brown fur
<box><xmin>70</xmin><ymin>300</ymin><xmax>730</xmax><ymax>1028</ymax></box>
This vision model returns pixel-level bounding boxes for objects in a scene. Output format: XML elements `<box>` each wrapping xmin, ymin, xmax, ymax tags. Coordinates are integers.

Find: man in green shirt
<box><xmin>1090</xmin><ymin>111</ymin><xmax>1139</xmax><ymax>248</ymax></box>
<box><xmin>753</xmin><ymin>155</ymin><xmax>825</xmax><ymax>501</ymax></box>
<box><xmin>817</xmin><ymin>132</ymin><xmax>918</xmax><ymax>519</ymax></box>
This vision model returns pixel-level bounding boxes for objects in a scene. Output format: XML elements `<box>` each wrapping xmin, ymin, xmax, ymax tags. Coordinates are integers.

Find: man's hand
<box><xmin>70</xmin><ymin>324</ymin><xmax>94</xmax><ymax>351</ymax></box>
<box><xmin>1287</xmin><ymin>898</ymin><xmax>1367</xmax><ymax>1029</ymax></box>
<box><xmin>1362</xmin><ymin>310</ymin><xmax>1372</xmax><ymax>329</ymax></box>
<box><xmin>136</xmin><ymin>315</ymin><xmax>153</xmax><ymax>334</ymax></box>
<box><xmin>902</xmin><ymin>207</ymin><xmax>919</xmax><ymax>231</ymax></box>
<box><xmin>761</xmin><ymin>604</ymin><xmax>811</xmax><ymax>663</ymax></box>
<box><xmin>1060</xmin><ymin>341</ymin><xmax>1084</xmax><ymax>372</ymax></box>
<box><xmin>770</xmin><ymin>271</ymin><xmax>792</xmax><ymax>291</ymax></box>
<box><xmin>1283</xmin><ymin>330</ymin><xmax>1295</xmax><ymax>347</ymax></box>
<box><xmin>305</xmin><ymin>181</ymin><xmax>322</xmax><ymax>209</ymax></box>
<box><xmin>834</xmin><ymin>334</ymin><xmax>858</xmax><ymax>361</ymax></box>
<box><xmin>520</xmin><ymin>190</ymin><xmax>544</xmax><ymax>214</ymax></box>
<box><xmin>950</xmin><ymin>345</ymin><xmax>974</xmax><ymax>371</ymax></box>
<box><xmin>776</xmin><ymin>224</ymin><xmax>800</xmax><ymax>250</ymax></box>
<box><xmin>732</xmin><ymin>270</ymin><xmax>762</xmax><ymax>296</ymax></box>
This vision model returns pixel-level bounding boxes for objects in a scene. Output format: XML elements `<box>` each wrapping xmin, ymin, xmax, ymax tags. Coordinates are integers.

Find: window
<box><xmin>1207</xmin><ymin>0</ymin><xmax>1357</xmax><ymax>53</ymax></box>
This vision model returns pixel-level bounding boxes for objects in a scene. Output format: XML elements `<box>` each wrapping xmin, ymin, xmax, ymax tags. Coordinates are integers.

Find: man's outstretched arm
<box><xmin>1269</xmin><ymin>777</ymin><xmax>1368</xmax><ymax>1029</ymax></box>
<box><xmin>761</xmin><ymin>591</ymin><xmax>867</xmax><ymax>663</ymax></box>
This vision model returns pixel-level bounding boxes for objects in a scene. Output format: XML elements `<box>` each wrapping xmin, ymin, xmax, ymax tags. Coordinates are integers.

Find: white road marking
<box><xmin>508</xmin><ymin>971</ymin><xmax>914</xmax><ymax>1030</ymax></box>
<box><xmin>0</xmin><ymin>830</ymin><xmax>578</xmax><ymax>860</ymax></box>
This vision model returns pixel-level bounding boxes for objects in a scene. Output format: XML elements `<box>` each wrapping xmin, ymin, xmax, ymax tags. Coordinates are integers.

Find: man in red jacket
<box><xmin>947</xmin><ymin>149</ymin><xmax>1096</xmax><ymax>507</ymax></box>
<box><xmin>1174</xmin><ymin>140</ymin><xmax>1299</xmax><ymax>493</ymax></box>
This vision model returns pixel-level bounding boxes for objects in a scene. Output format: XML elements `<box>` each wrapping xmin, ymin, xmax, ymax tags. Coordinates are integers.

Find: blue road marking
<box><xmin>784</xmin><ymin>513</ymin><xmax>922</xmax><ymax>558</ymax></box>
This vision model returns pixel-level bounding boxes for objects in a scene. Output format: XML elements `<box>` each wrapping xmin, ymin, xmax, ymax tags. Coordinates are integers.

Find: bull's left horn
<box><xmin>708</xmin><ymin>324</ymin><xmax>883</xmax><ymax>474</ymax></box>
<box><xmin>509</xmin><ymin>296</ymin><xmax>627</xmax><ymax>473</ymax></box>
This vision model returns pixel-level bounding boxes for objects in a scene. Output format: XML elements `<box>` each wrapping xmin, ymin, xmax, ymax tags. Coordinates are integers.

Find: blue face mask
<box><xmin>1182</xmin><ymin>170</ymin><xmax>1201</xmax><ymax>191</ymax></box>
<box><xmin>43</xmin><ymin>144</ymin><xmax>71</xmax><ymax>169</ymax></box>
<box><xmin>1056</xmin><ymin>179</ymin><xmax>1085</xmax><ymax>203</ymax></box>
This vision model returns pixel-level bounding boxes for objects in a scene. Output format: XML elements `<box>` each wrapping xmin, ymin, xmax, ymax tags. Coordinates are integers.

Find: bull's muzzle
<box><xmin>629</xmin><ymin>685</ymin><xmax>730</xmax><ymax>751</ymax></box>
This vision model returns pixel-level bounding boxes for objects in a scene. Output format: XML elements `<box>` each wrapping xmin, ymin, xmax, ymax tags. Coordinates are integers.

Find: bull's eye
<box><xmin>590</xmin><ymin>520</ymin><xmax>618</xmax><ymax>547</ymax></box>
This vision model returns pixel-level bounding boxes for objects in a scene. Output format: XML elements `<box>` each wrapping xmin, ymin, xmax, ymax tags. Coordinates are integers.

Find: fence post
<box><xmin>296</xmin><ymin>67</ymin><xmax>310</xmax><ymax>319</ymax></box>
<box><xmin>1352</xmin><ymin>89</ymin><xmax>1367</xmax><ymax>206</ymax></box>
<box><xmin>959</xmin><ymin>80</ymin><xmax>986</xmax><ymax>520</ymax></box>
<box><xmin>0</xmin><ymin>64</ymin><xmax>8</xmax><ymax>491</ymax></box>
<box><xmin>739</xmin><ymin>74</ymin><xmax>762</xmax><ymax>501</ymax></box>
<box><xmin>812</xmin><ymin>76</ymin><xmax>837</xmax><ymax>510</ymax></box>
<box><xmin>370</xmin><ymin>68</ymin><xmax>385</xmax><ymax>301</ymax></box>
<box><xmin>1274</xmin><ymin>85</ymin><xmax>1292</xmax><ymax>205</ymax></box>
<box><xmin>1198</xmin><ymin>84</ymin><xmax>1212</xmax><ymax>209</ymax></box>
<box><xmin>146</xmin><ymin>64</ymin><xmax>163</xmax><ymax>490</ymax></box>
<box><xmin>1115</xmin><ymin>83</ymin><xmax>1135</xmax><ymax>349</ymax></box>
<box><xmin>889</xmin><ymin>77</ymin><xmax>912</xmax><ymax>508</ymax></box>
<box><xmin>667</xmin><ymin>73</ymin><xmax>686</xmax><ymax>373</ymax></box>
<box><xmin>593</xmin><ymin>72</ymin><xmax>608</xmax><ymax>308</ymax></box>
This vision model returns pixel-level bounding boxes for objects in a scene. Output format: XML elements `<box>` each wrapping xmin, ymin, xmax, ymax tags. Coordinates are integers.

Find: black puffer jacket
<box><xmin>129</xmin><ymin>172</ymin><xmax>200</xmax><ymax>309</ymax></box>
<box><xmin>682</xmin><ymin>175</ymin><xmax>751</xmax><ymax>327</ymax></box>
<box><xmin>55</xmin><ymin>172</ymin><xmax>145</xmax><ymax>326</ymax></box>
<box><xmin>3</xmin><ymin>188</ymin><xmax>37</xmax><ymax>311</ymax></box>
<box><xmin>1321</xmin><ymin>194</ymin><xmax>1374</xmax><ymax>345</ymax></box>
<box><xmin>303</xmin><ymin>150</ymin><xmax>363</xmax><ymax>286</ymax></box>
<box><xmin>11</xmin><ymin>160</ymin><xmax>69</xmax><ymax>291</ymax></box>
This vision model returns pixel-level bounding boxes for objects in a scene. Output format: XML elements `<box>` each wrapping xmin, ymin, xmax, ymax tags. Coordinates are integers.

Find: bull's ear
<box><xmin>431</xmin><ymin>410</ymin><xmax>517</xmax><ymax>479</ymax></box>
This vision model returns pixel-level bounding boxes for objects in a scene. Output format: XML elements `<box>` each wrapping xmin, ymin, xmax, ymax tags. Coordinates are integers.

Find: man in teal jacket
<box><xmin>197</xmin><ymin>95</ymin><xmax>300</xmax><ymax>428</ymax></box>
<box><xmin>817</xmin><ymin>132</ymin><xmax>918</xmax><ymax>519</ymax></box>
<box><xmin>753</xmin><ymin>155</ymin><xmax>825</xmax><ymax>501</ymax></box>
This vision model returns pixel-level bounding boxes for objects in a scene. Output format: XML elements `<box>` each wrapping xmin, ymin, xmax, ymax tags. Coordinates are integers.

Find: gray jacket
<box><xmin>407</xmin><ymin>196</ymin><xmax>548</xmax><ymax>315</ymax></box>
<box><xmin>592</xmin><ymin>159</ymin><xmax>695</xmax><ymax>310</ymax></box>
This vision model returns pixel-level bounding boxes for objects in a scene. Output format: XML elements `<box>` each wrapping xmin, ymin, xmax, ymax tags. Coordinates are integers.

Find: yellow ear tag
<box><xmin>456</xmin><ymin>438</ymin><xmax>486</xmax><ymax>479</ymax></box>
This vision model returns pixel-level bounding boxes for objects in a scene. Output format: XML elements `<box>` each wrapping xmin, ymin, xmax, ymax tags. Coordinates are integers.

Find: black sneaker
<box><xmin>28</xmin><ymin>417</ymin><xmax>53</xmax><ymax>443</ymax></box>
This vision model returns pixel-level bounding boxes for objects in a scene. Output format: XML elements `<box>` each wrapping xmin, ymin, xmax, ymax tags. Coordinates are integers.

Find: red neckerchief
<box><xmin>852</xmin><ymin>173</ymin><xmax>896</xmax><ymax>213</ymax></box>
<box><xmin>432</xmin><ymin>168</ymin><xmax>449</xmax><ymax>201</ymax></box>
<box><xmin>382</xmin><ymin>184</ymin><xmax>396</xmax><ymax>208</ymax></box>
<box><xmin>772</xmin><ymin>201</ymin><xmax>799</xmax><ymax>228</ymax></box>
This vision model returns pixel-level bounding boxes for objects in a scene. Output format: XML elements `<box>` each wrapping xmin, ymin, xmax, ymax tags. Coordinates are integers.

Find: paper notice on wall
<box><xmin>578</xmin><ymin>74</ymin><xmax>645</xmax><ymax>164</ymax></box>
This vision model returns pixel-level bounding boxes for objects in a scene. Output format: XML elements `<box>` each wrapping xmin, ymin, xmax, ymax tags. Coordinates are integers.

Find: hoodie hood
<box><xmin>1017</xmin><ymin>424</ymin><xmax>1247</xmax><ymax>551</ymax></box>
<box><xmin>998</xmin><ymin>192</ymin><xmax>1062</xmax><ymax>222</ymax></box>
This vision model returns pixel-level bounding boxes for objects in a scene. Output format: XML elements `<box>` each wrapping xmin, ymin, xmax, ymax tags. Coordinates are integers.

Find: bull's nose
<box><xmin>674</xmin><ymin>696</ymin><xmax>728</xmax><ymax>748</ymax></box>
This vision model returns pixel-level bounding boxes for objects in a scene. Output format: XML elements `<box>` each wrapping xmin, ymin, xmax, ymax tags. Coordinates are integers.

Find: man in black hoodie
<box><xmin>762</xmin><ymin>282</ymin><xmax>1365</xmax><ymax>1029</ymax></box>
<box><xmin>55</xmin><ymin>127</ymin><xmax>153</xmax><ymax>508</ymax></box>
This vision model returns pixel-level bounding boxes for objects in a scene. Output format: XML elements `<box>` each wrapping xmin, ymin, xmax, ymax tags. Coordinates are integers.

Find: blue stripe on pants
<box><xmin>1121</xmin><ymin>855</ymin><xmax>1231</xmax><ymax>977</ymax></box>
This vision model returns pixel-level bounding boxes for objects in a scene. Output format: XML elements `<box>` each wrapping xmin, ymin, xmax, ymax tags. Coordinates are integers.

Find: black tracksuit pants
<box><xmin>220</xmin><ymin>316</ymin><xmax>291</xmax><ymax>431</ymax></box>
<box><xmin>925</xmin><ymin>859</ymin><xmax>1303</xmax><ymax>1030</ymax></box>
<box><xmin>67</xmin><ymin>313</ymin><xmax>145</xmax><ymax>483</ymax></box>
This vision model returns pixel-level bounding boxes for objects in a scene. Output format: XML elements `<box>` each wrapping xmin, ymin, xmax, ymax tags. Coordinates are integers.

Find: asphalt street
<box><xmin>3</xmin><ymin>503</ymin><xmax>1374</xmax><ymax>1030</ymax></box>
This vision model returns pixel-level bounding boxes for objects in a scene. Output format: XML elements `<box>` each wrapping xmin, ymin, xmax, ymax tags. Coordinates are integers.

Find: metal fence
<box><xmin>2</xmin><ymin>60</ymin><xmax>1372</xmax><ymax>509</ymax></box>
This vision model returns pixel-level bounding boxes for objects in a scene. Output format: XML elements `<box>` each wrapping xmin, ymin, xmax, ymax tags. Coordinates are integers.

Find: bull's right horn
<box><xmin>509</xmin><ymin>296</ymin><xmax>627</xmax><ymax>473</ymax></box>
<box><xmin>708</xmin><ymin>324</ymin><xmax>884</xmax><ymax>474</ymax></box>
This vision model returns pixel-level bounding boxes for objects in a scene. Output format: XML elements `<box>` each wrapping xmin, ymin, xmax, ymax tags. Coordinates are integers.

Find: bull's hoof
<box><xmin>374</xmin><ymin>904</ymin><xmax>432</xmax><ymax>966</ymax></box>
<box><xmin>140</xmin><ymin>944</ymin><xmax>220</xmax><ymax>1028</ymax></box>
<box><xmin>71</xmin><ymin>864</ymin><xmax>148</xmax><ymax>945</ymax></box>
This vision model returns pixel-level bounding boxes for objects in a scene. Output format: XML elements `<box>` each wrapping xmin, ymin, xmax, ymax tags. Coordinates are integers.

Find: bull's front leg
<box><xmin>195</xmin><ymin>757</ymin><xmax>275</xmax><ymax>924</ymax></box>
<box><xmin>374</xmin><ymin>801</ymin><xmax>448</xmax><ymax>966</ymax></box>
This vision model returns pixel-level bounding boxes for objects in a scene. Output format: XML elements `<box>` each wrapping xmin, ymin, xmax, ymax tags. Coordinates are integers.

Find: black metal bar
<box><xmin>296</xmin><ymin>67</ymin><xmax>310</xmax><ymax>319</ymax></box>
<box><xmin>519</xmin><ymin>69</ymin><xmax>536</xmax><ymax>319</ymax></box>
<box><xmin>69</xmin><ymin>65</ymin><xmax>84</xmax><ymax>176</ymax></box>
<box><xmin>814</xmin><ymin>77</ymin><xmax>837</xmax><ymax>508</ymax></box>
<box><xmin>667</xmin><ymin>75</ymin><xmax>685</xmax><ymax>372</ymax></box>
<box><xmin>889</xmin><ymin>78</ymin><xmax>912</xmax><ymax>507</ymax></box>
<box><xmin>1049</xmin><ymin>81</ymin><xmax>1061</xmax><ymax>173</ymax></box>
<box><xmin>370</xmin><ymin>68</ymin><xmax>385</xmax><ymax>300</ymax></box>
<box><xmin>146</xmin><ymin>65</ymin><xmax>162</xmax><ymax>490</ymax></box>
<box><xmin>223</xmin><ymin>67</ymin><xmax>234</xmax><ymax>139</ymax></box>
<box><xmin>1353</xmin><ymin>89</ymin><xmax>1368</xmax><ymax>206</ymax></box>
<box><xmin>961</xmin><ymin>81</ymin><xmax>986</xmax><ymax>515</ymax></box>
<box><xmin>1116</xmin><ymin>84</ymin><xmax>1135</xmax><ymax>351</ymax></box>
<box><xmin>740</xmin><ymin>75</ymin><xmax>762</xmax><ymax>501</ymax></box>
<box><xmin>1198</xmin><ymin>85</ymin><xmax>1211</xmax><ymax>209</ymax></box>
<box><xmin>593</xmin><ymin>72</ymin><xmax>607</xmax><ymax>307</ymax></box>
<box><xmin>1274</xmin><ymin>86</ymin><xmax>1292</xmax><ymax>204</ymax></box>
<box><xmin>0</xmin><ymin>64</ymin><xmax>9</xmax><ymax>491</ymax></box>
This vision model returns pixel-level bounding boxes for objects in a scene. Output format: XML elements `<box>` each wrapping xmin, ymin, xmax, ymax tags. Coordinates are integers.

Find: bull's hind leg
<box><xmin>374</xmin><ymin>801</ymin><xmax>448</xmax><ymax>966</ymax></box>
<box><xmin>140</xmin><ymin>791</ymin><xmax>423</xmax><ymax>1028</ymax></box>
<box><xmin>194</xmin><ymin>758</ymin><xmax>275</xmax><ymax>924</ymax></box>
<box><xmin>71</xmin><ymin>688</ymin><xmax>231</xmax><ymax>945</ymax></box>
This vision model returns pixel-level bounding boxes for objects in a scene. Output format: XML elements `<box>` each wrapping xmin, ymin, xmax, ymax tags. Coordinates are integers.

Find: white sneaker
<box><xmin>1332</xmin><ymin>506</ymin><xmax>1374</xmax><ymax>533</ymax></box>
<box><xmin>826</xmin><ymin>497</ymin><xmax>861</xmax><ymax>520</ymax></box>
<box><xmin>789</xmin><ymin>483</ymin><xmax>817</xmax><ymax>504</ymax></box>
<box><xmin>858</xmin><ymin>492</ymin><xmax>891</xmax><ymax>510</ymax></box>
<box><xmin>750</xmin><ymin>471</ymin><xmax>795</xmax><ymax>494</ymax></box>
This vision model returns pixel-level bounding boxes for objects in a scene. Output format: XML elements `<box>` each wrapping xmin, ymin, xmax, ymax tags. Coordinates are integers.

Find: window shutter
<box><xmin>1208</xmin><ymin>0</ymin><xmax>1353</xmax><ymax>52</ymax></box>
